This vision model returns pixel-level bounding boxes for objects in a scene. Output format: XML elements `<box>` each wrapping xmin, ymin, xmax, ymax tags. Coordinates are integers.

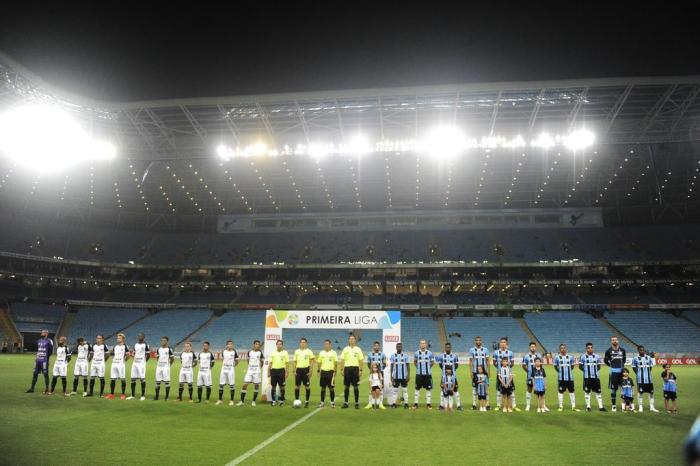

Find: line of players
<box><xmin>25</xmin><ymin>330</ymin><xmax>680</xmax><ymax>414</ymax></box>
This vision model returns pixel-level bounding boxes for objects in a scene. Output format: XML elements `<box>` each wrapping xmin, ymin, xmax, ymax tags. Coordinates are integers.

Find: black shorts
<box><xmin>415</xmin><ymin>374</ymin><xmax>432</xmax><ymax>390</ymax></box>
<box><xmin>622</xmin><ymin>396</ymin><xmax>634</xmax><ymax>404</ymax></box>
<box><xmin>534</xmin><ymin>390</ymin><xmax>545</xmax><ymax>396</ymax></box>
<box><xmin>392</xmin><ymin>378</ymin><xmax>408</xmax><ymax>388</ymax></box>
<box><xmin>472</xmin><ymin>373</ymin><xmax>479</xmax><ymax>387</ymax></box>
<box><xmin>270</xmin><ymin>368</ymin><xmax>286</xmax><ymax>387</ymax></box>
<box><xmin>608</xmin><ymin>372</ymin><xmax>623</xmax><ymax>390</ymax></box>
<box><xmin>343</xmin><ymin>367</ymin><xmax>360</xmax><ymax>386</ymax></box>
<box><xmin>442</xmin><ymin>389</ymin><xmax>454</xmax><ymax>397</ymax></box>
<box><xmin>477</xmin><ymin>394</ymin><xmax>487</xmax><ymax>400</ymax></box>
<box><xmin>319</xmin><ymin>370</ymin><xmax>335</xmax><ymax>388</ymax></box>
<box><xmin>583</xmin><ymin>378</ymin><xmax>601</xmax><ymax>393</ymax></box>
<box><xmin>638</xmin><ymin>383</ymin><xmax>654</xmax><ymax>394</ymax></box>
<box><xmin>663</xmin><ymin>390</ymin><xmax>677</xmax><ymax>401</ymax></box>
<box><xmin>500</xmin><ymin>385</ymin><xmax>513</xmax><ymax>396</ymax></box>
<box><xmin>558</xmin><ymin>380</ymin><xmax>575</xmax><ymax>393</ymax></box>
<box><xmin>295</xmin><ymin>367</ymin><xmax>310</xmax><ymax>386</ymax></box>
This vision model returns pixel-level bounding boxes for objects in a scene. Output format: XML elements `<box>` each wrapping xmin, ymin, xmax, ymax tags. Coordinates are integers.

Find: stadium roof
<box><xmin>1</xmin><ymin>51</ymin><xmax>699</xmax><ymax>228</ymax></box>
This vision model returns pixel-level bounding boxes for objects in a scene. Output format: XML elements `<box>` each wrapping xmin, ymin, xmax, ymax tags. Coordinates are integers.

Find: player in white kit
<box><xmin>217</xmin><ymin>340</ymin><xmax>239</xmax><ymax>406</ymax></box>
<box><xmin>154</xmin><ymin>336</ymin><xmax>174</xmax><ymax>401</ymax></box>
<box><xmin>107</xmin><ymin>333</ymin><xmax>129</xmax><ymax>400</ymax></box>
<box><xmin>127</xmin><ymin>333</ymin><xmax>150</xmax><ymax>401</ymax></box>
<box><xmin>71</xmin><ymin>337</ymin><xmax>90</xmax><ymax>396</ymax></box>
<box><xmin>197</xmin><ymin>341</ymin><xmax>215</xmax><ymax>403</ymax></box>
<box><xmin>87</xmin><ymin>334</ymin><xmax>109</xmax><ymax>397</ymax></box>
<box><xmin>178</xmin><ymin>342</ymin><xmax>197</xmax><ymax>402</ymax></box>
<box><xmin>49</xmin><ymin>336</ymin><xmax>71</xmax><ymax>396</ymax></box>
<box><xmin>237</xmin><ymin>340</ymin><xmax>264</xmax><ymax>406</ymax></box>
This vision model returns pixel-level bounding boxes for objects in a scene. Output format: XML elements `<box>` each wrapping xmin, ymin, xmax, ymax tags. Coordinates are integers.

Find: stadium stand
<box><xmin>443</xmin><ymin>316</ymin><xmax>530</xmax><ymax>353</ymax></box>
<box><xmin>683</xmin><ymin>310</ymin><xmax>700</xmax><ymax>327</ymax></box>
<box><xmin>604</xmin><ymin>311</ymin><xmax>700</xmax><ymax>353</ymax></box>
<box><xmin>401</xmin><ymin>317</ymin><xmax>441</xmax><ymax>353</ymax></box>
<box><xmin>184</xmin><ymin>310</ymin><xmax>265</xmax><ymax>353</ymax></box>
<box><xmin>9</xmin><ymin>303</ymin><xmax>66</xmax><ymax>333</ymax></box>
<box><xmin>67</xmin><ymin>307</ymin><xmax>148</xmax><ymax>343</ymax></box>
<box><xmin>105</xmin><ymin>309</ymin><xmax>212</xmax><ymax>347</ymax></box>
<box><xmin>283</xmin><ymin>328</ymin><xmax>357</xmax><ymax>353</ymax></box>
<box><xmin>523</xmin><ymin>311</ymin><xmax>612</xmax><ymax>354</ymax></box>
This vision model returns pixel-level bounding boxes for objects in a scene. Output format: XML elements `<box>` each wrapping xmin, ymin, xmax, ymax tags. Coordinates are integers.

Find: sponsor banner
<box><xmin>314</xmin><ymin>304</ymin><xmax>342</xmax><ymax>310</ymax></box>
<box><xmin>610</xmin><ymin>304</ymin><xmax>649</xmax><ymax>310</ymax></box>
<box><xmin>437</xmin><ymin>304</ymin><xmax>457</xmax><ymax>310</ymax></box>
<box><xmin>475</xmin><ymin>304</ymin><xmax>495</xmax><ymax>310</ymax></box>
<box><xmin>655</xmin><ymin>358</ymin><xmax>699</xmax><ymax>365</ymax></box>
<box><xmin>363</xmin><ymin>304</ymin><xmax>384</xmax><ymax>310</ymax></box>
<box><xmin>650</xmin><ymin>303</ymin><xmax>700</xmax><ymax>310</ymax></box>
<box><xmin>513</xmin><ymin>304</ymin><xmax>534</xmax><ymax>310</ymax></box>
<box><xmin>265</xmin><ymin>309</ymin><xmax>401</xmax><ymax>330</ymax></box>
<box><xmin>551</xmin><ymin>304</ymin><xmax>574</xmax><ymax>310</ymax></box>
<box><xmin>399</xmin><ymin>304</ymin><xmax>420</xmax><ymax>310</ymax></box>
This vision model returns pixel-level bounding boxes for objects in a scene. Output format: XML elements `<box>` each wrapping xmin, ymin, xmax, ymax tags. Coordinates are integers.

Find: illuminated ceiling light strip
<box><xmin>221</xmin><ymin>165</ymin><xmax>253</xmax><ymax>213</ymax></box>
<box><xmin>504</xmin><ymin>152</ymin><xmax>527</xmax><ymax>207</ymax></box>
<box><xmin>113</xmin><ymin>181</ymin><xmax>122</xmax><ymax>209</ymax></box>
<box><xmin>688</xmin><ymin>160</ymin><xmax>699</xmax><ymax>199</ymax></box>
<box><xmin>415</xmin><ymin>152</ymin><xmax>421</xmax><ymax>207</ymax></box>
<box><xmin>28</xmin><ymin>174</ymin><xmax>40</xmax><ymax>197</ymax></box>
<box><xmin>248</xmin><ymin>159</ymin><xmax>279</xmax><ymax>212</ymax></box>
<box><xmin>127</xmin><ymin>163</ymin><xmax>150</xmax><ymax>212</ymax></box>
<box><xmin>444</xmin><ymin>158</ymin><xmax>453</xmax><ymax>207</ymax></box>
<box><xmin>281</xmin><ymin>159</ymin><xmax>307</xmax><ymax>211</ymax></box>
<box><xmin>346</xmin><ymin>156</ymin><xmax>362</xmax><ymax>209</ymax></box>
<box><xmin>157</xmin><ymin>181</ymin><xmax>176</xmax><ymax>213</ymax></box>
<box><xmin>165</xmin><ymin>165</ymin><xmax>201</xmax><ymax>213</ymax></box>
<box><xmin>564</xmin><ymin>152</ymin><xmax>596</xmax><ymax>205</ymax></box>
<box><xmin>0</xmin><ymin>163</ymin><xmax>15</xmax><ymax>191</ymax></box>
<box><xmin>314</xmin><ymin>160</ymin><xmax>334</xmax><ymax>210</ymax></box>
<box><xmin>88</xmin><ymin>165</ymin><xmax>95</xmax><ymax>206</ymax></box>
<box><xmin>58</xmin><ymin>174</ymin><xmax>69</xmax><ymax>201</ymax></box>
<box><xmin>595</xmin><ymin>148</ymin><xmax>634</xmax><ymax>204</ymax></box>
<box><xmin>187</xmin><ymin>162</ymin><xmax>225</xmax><ymax>214</ymax></box>
<box><xmin>385</xmin><ymin>154</ymin><xmax>393</xmax><ymax>209</ymax></box>
<box><xmin>472</xmin><ymin>151</ymin><xmax>491</xmax><ymax>207</ymax></box>
<box><xmin>624</xmin><ymin>162</ymin><xmax>649</xmax><ymax>199</ymax></box>
<box><xmin>533</xmin><ymin>151</ymin><xmax>562</xmax><ymax>206</ymax></box>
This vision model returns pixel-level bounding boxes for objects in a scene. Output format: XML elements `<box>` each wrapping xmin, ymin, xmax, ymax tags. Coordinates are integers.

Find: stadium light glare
<box><xmin>421</xmin><ymin>126</ymin><xmax>467</xmax><ymax>159</ymax></box>
<box><xmin>346</xmin><ymin>134</ymin><xmax>371</xmax><ymax>155</ymax></box>
<box><xmin>531</xmin><ymin>133</ymin><xmax>555</xmax><ymax>149</ymax></box>
<box><xmin>0</xmin><ymin>105</ymin><xmax>116</xmax><ymax>172</ymax></box>
<box><xmin>564</xmin><ymin>129</ymin><xmax>595</xmax><ymax>151</ymax></box>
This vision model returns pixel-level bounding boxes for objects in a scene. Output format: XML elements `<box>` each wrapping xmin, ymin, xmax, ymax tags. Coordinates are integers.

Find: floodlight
<box><xmin>216</xmin><ymin>144</ymin><xmax>235</xmax><ymax>160</ymax></box>
<box><xmin>0</xmin><ymin>104</ymin><xmax>116</xmax><ymax>172</ymax></box>
<box><xmin>347</xmin><ymin>134</ymin><xmax>371</xmax><ymax>155</ymax></box>
<box><xmin>307</xmin><ymin>142</ymin><xmax>330</xmax><ymax>161</ymax></box>
<box><xmin>422</xmin><ymin>126</ymin><xmax>467</xmax><ymax>159</ymax></box>
<box><xmin>564</xmin><ymin>129</ymin><xmax>595</xmax><ymax>151</ymax></box>
<box><xmin>531</xmin><ymin>132</ymin><xmax>555</xmax><ymax>149</ymax></box>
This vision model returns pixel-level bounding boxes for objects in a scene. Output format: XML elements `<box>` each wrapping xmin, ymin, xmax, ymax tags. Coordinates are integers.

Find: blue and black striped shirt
<box><xmin>414</xmin><ymin>350</ymin><xmax>434</xmax><ymax>376</ymax></box>
<box><xmin>579</xmin><ymin>353</ymin><xmax>602</xmax><ymax>379</ymax></box>
<box><xmin>390</xmin><ymin>353</ymin><xmax>410</xmax><ymax>380</ymax></box>
<box><xmin>554</xmin><ymin>354</ymin><xmax>575</xmax><ymax>382</ymax></box>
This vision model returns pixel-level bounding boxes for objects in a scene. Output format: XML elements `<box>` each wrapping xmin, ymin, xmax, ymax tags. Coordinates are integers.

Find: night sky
<box><xmin>1</xmin><ymin>3</ymin><xmax>698</xmax><ymax>101</ymax></box>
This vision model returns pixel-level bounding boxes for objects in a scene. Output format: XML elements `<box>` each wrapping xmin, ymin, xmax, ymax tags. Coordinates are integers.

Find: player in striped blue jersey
<box><xmin>389</xmin><ymin>343</ymin><xmax>410</xmax><ymax>409</ymax></box>
<box><xmin>579</xmin><ymin>342</ymin><xmax>606</xmax><ymax>411</ymax></box>
<box><xmin>553</xmin><ymin>344</ymin><xmax>579</xmax><ymax>411</ymax></box>
<box><xmin>493</xmin><ymin>337</ymin><xmax>519</xmax><ymax>411</ymax></box>
<box><xmin>469</xmin><ymin>336</ymin><xmax>490</xmax><ymax>410</ymax></box>
<box><xmin>413</xmin><ymin>339</ymin><xmax>434</xmax><ymax>409</ymax></box>
<box><xmin>440</xmin><ymin>366</ymin><xmax>457</xmax><ymax>412</ymax></box>
<box><xmin>522</xmin><ymin>342</ymin><xmax>542</xmax><ymax>411</ymax></box>
<box><xmin>436</xmin><ymin>342</ymin><xmax>462</xmax><ymax>411</ymax></box>
<box><xmin>365</xmin><ymin>341</ymin><xmax>386</xmax><ymax>409</ymax></box>
<box><xmin>661</xmin><ymin>363</ymin><xmax>677</xmax><ymax>414</ymax></box>
<box><xmin>631</xmin><ymin>346</ymin><xmax>658</xmax><ymax>412</ymax></box>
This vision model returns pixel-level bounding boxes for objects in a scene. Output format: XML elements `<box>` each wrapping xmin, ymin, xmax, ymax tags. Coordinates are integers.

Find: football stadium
<box><xmin>1</xmin><ymin>8</ymin><xmax>700</xmax><ymax>466</ymax></box>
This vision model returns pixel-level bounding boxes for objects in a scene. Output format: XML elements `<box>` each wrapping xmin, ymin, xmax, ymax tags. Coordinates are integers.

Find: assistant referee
<box><xmin>340</xmin><ymin>335</ymin><xmax>364</xmax><ymax>409</ymax></box>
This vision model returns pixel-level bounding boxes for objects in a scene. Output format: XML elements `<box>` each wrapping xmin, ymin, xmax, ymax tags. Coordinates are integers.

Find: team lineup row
<box><xmin>25</xmin><ymin>331</ymin><xmax>680</xmax><ymax>413</ymax></box>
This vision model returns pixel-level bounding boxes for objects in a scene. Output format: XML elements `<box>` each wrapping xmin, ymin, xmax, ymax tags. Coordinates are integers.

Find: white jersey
<box><xmin>157</xmin><ymin>347</ymin><xmax>173</xmax><ymax>366</ymax></box>
<box><xmin>198</xmin><ymin>352</ymin><xmax>214</xmax><ymax>373</ymax></box>
<box><xmin>76</xmin><ymin>344</ymin><xmax>90</xmax><ymax>362</ymax></box>
<box><xmin>55</xmin><ymin>345</ymin><xmax>70</xmax><ymax>364</ymax></box>
<box><xmin>132</xmin><ymin>342</ymin><xmax>150</xmax><ymax>364</ymax></box>
<box><xmin>222</xmin><ymin>349</ymin><xmax>238</xmax><ymax>371</ymax></box>
<box><xmin>91</xmin><ymin>344</ymin><xmax>108</xmax><ymax>364</ymax></box>
<box><xmin>180</xmin><ymin>352</ymin><xmax>196</xmax><ymax>371</ymax></box>
<box><xmin>247</xmin><ymin>350</ymin><xmax>263</xmax><ymax>372</ymax></box>
<box><xmin>112</xmin><ymin>344</ymin><xmax>128</xmax><ymax>364</ymax></box>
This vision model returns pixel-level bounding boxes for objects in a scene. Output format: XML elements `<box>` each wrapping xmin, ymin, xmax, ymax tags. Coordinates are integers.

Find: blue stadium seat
<box><xmin>443</xmin><ymin>316</ymin><xmax>530</xmax><ymax>353</ymax></box>
<box><xmin>605</xmin><ymin>311</ymin><xmax>700</xmax><ymax>353</ymax></box>
<box><xmin>524</xmin><ymin>311</ymin><xmax>611</xmax><ymax>354</ymax></box>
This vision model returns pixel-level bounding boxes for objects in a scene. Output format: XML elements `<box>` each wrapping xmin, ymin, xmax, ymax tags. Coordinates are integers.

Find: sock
<box><xmin>569</xmin><ymin>392</ymin><xmax>576</xmax><ymax>408</ymax></box>
<box><xmin>403</xmin><ymin>387</ymin><xmax>409</xmax><ymax>404</ymax></box>
<box><xmin>165</xmin><ymin>383</ymin><xmax>170</xmax><ymax>400</ymax></box>
<box><xmin>83</xmin><ymin>378</ymin><xmax>88</xmax><ymax>393</ymax></box>
<box><xmin>344</xmin><ymin>386</ymin><xmax>350</xmax><ymax>403</ymax></box>
<box><xmin>198</xmin><ymin>386</ymin><xmax>203</xmax><ymax>402</ymax></box>
<box><xmin>638</xmin><ymin>394</ymin><xmax>643</xmax><ymax>410</ymax></box>
<box><xmin>110</xmin><ymin>380</ymin><xmax>116</xmax><ymax>395</ymax></box>
<box><xmin>472</xmin><ymin>387</ymin><xmax>477</xmax><ymax>406</ymax></box>
<box><xmin>141</xmin><ymin>381</ymin><xmax>146</xmax><ymax>396</ymax></box>
<box><xmin>330</xmin><ymin>389</ymin><xmax>335</xmax><ymax>402</ymax></box>
<box><xmin>496</xmin><ymin>392</ymin><xmax>502</xmax><ymax>408</ymax></box>
<box><xmin>440</xmin><ymin>392</ymin><xmax>445</xmax><ymax>408</ymax></box>
<box><xmin>230</xmin><ymin>386</ymin><xmax>235</xmax><ymax>401</ymax></box>
<box><xmin>241</xmin><ymin>389</ymin><xmax>247</xmax><ymax>402</ymax></box>
<box><xmin>558</xmin><ymin>392</ymin><xmax>564</xmax><ymax>408</ymax></box>
<box><xmin>155</xmin><ymin>382</ymin><xmax>161</xmax><ymax>400</ymax></box>
<box><xmin>179</xmin><ymin>384</ymin><xmax>184</xmax><ymax>400</ymax></box>
<box><xmin>73</xmin><ymin>377</ymin><xmax>79</xmax><ymax>393</ymax></box>
<box><xmin>369</xmin><ymin>392</ymin><xmax>372</xmax><ymax>404</ymax></box>
<box><xmin>61</xmin><ymin>377</ymin><xmax>67</xmax><ymax>393</ymax></box>
<box><xmin>121</xmin><ymin>380</ymin><xmax>126</xmax><ymax>394</ymax></box>
<box><xmin>426</xmin><ymin>391</ymin><xmax>432</xmax><ymax>405</ymax></box>
<box><xmin>99</xmin><ymin>378</ymin><xmax>105</xmax><ymax>396</ymax></box>
<box><xmin>321</xmin><ymin>388</ymin><xmax>326</xmax><ymax>403</ymax></box>
<box><xmin>595</xmin><ymin>393</ymin><xmax>603</xmax><ymax>408</ymax></box>
<box><xmin>43</xmin><ymin>373</ymin><xmax>49</xmax><ymax>390</ymax></box>
<box><xmin>219</xmin><ymin>385</ymin><xmax>224</xmax><ymax>401</ymax></box>
<box><xmin>305</xmin><ymin>387</ymin><xmax>311</xmax><ymax>402</ymax></box>
<box><xmin>253</xmin><ymin>388</ymin><xmax>259</xmax><ymax>401</ymax></box>
<box><xmin>511</xmin><ymin>393</ymin><xmax>516</xmax><ymax>408</ymax></box>
<box><xmin>454</xmin><ymin>391</ymin><xmax>461</xmax><ymax>408</ymax></box>
<box><xmin>131</xmin><ymin>381</ymin><xmax>137</xmax><ymax>397</ymax></box>
<box><xmin>188</xmin><ymin>384</ymin><xmax>193</xmax><ymax>399</ymax></box>
<box><xmin>279</xmin><ymin>388</ymin><xmax>285</xmax><ymax>401</ymax></box>
<box><xmin>51</xmin><ymin>376</ymin><xmax>58</xmax><ymax>392</ymax></box>
<box><xmin>526</xmin><ymin>392</ymin><xmax>532</xmax><ymax>409</ymax></box>
<box><xmin>206</xmin><ymin>386</ymin><xmax>211</xmax><ymax>400</ymax></box>
<box><xmin>585</xmin><ymin>393</ymin><xmax>591</xmax><ymax>408</ymax></box>
<box><xmin>295</xmin><ymin>388</ymin><xmax>300</xmax><ymax>401</ymax></box>
<box><xmin>414</xmin><ymin>389</ymin><xmax>420</xmax><ymax>405</ymax></box>
<box><xmin>649</xmin><ymin>396</ymin><xmax>656</xmax><ymax>410</ymax></box>
<box><xmin>354</xmin><ymin>386</ymin><xmax>359</xmax><ymax>403</ymax></box>
<box><xmin>30</xmin><ymin>373</ymin><xmax>38</xmax><ymax>390</ymax></box>
<box><xmin>89</xmin><ymin>378</ymin><xmax>95</xmax><ymax>395</ymax></box>
<box><xmin>611</xmin><ymin>389</ymin><xmax>617</xmax><ymax>406</ymax></box>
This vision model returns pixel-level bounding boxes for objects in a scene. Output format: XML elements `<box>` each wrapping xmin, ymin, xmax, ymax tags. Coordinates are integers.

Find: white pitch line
<box><xmin>226</xmin><ymin>376</ymin><xmax>369</xmax><ymax>465</ymax></box>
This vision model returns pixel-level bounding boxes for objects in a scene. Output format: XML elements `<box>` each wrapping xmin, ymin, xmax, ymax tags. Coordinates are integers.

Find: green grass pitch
<box><xmin>0</xmin><ymin>354</ymin><xmax>696</xmax><ymax>465</ymax></box>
